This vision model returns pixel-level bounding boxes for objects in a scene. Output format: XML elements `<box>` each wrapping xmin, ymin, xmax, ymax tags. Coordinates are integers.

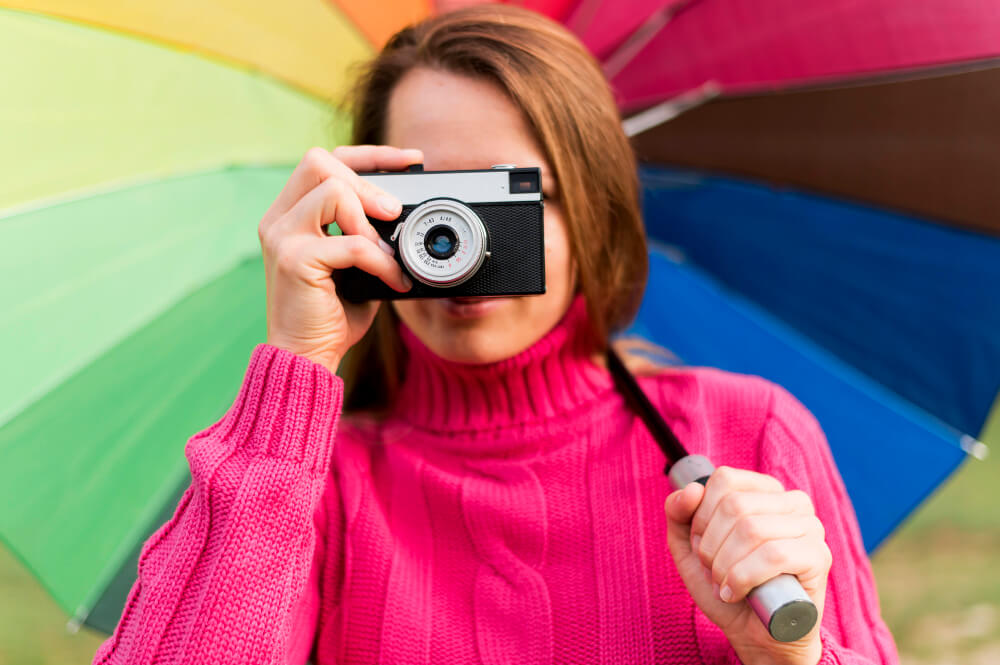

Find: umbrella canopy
<box><xmin>1</xmin><ymin>0</ymin><xmax>996</xmax><ymax>635</ymax></box>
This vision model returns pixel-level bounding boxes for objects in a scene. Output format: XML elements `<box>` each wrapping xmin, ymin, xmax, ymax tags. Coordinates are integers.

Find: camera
<box><xmin>331</xmin><ymin>164</ymin><xmax>545</xmax><ymax>303</ymax></box>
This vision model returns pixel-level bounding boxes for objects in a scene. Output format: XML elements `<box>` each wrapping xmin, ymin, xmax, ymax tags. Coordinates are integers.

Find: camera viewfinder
<box><xmin>509</xmin><ymin>170</ymin><xmax>540</xmax><ymax>194</ymax></box>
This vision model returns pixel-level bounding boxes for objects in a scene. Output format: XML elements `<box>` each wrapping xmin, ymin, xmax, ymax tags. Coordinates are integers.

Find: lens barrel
<box><xmin>397</xmin><ymin>199</ymin><xmax>489</xmax><ymax>287</ymax></box>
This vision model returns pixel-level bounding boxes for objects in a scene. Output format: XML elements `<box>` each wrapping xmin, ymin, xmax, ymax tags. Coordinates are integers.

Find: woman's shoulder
<box><xmin>638</xmin><ymin>363</ymin><xmax>783</xmax><ymax>417</ymax></box>
<box><xmin>634</xmin><ymin>364</ymin><xmax>824</xmax><ymax>463</ymax></box>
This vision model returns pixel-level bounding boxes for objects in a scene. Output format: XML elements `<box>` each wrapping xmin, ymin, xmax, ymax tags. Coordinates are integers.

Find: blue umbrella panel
<box><xmin>629</xmin><ymin>167</ymin><xmax>1000</xmax><ymax>552</ymax></box>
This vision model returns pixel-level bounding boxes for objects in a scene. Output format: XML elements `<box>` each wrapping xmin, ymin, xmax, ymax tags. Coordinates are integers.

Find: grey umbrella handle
<box><xmin>668</xmin><ymin>455</ymin><xmax>819</xmax><ymax>643</ymax></box>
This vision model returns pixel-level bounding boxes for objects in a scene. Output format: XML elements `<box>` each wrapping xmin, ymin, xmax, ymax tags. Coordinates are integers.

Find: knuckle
<box><xmin>343</xmin><ymin>235</ymin><xmax>367</xmax><ymax>258</ymax></box>
<box><xmin>711</xmin><ymin>467</ymin><xmax>736</xmax><ymax>491</ymax></box>
<box><xmin>321</xmin><ymin>175</ymin><xmax>346</xmax><ymax>197</ymax></box>
<box><xmin>727</xmin><ymin>566</ymin><xmax>752</xmax><ymax>591</ymax></box>
<box><xmin>822</xmin><ymin>543</ymin><xmax>834</xmax><ymax>570</ymax></box>
<box><xmin>766</xmin><ymin>475</ymin><xmax>786</xmax><ymax>492</ymax></box>
<box><xmin>762</xmin><ymin>541</ymin><xmax>786</xmax><ymax>568</ymax></box>
<box><xmin>259</xmin><ymin>224</ymin><xmax>280</xmax><ymax>251</ymax></box>
<box><xmin>714</xmin><ymin>465</ymin><xmax>735</xmax><ymax>481</ymax></box>
<box><xmin>357</xmin><ymin>179</ymin><xmax>380</xmax><ymax>200</ymax></box>
<box><xmin>738</xmin><ymin>515</ymin><xmax>766</xmax><ymax>543</ymax></box>
<box><xmin>720</xmin><ymin>493</ymin><xmax>748</xmax><ymax>519</ymax></box>
<box><xmin>275</xmin><ymin>246</ymin><xmax>299</xmax><ymax>274</ymax></box>
<box><xmin>303</xmin><ymin>146</ymin><xmax>330</xmax><ymax>171</ymax></box>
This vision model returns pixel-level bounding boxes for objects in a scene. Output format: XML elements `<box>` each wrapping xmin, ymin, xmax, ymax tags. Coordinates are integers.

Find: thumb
<box><xmin>665</xmin><ymin>482</ymin><xmax>706</xmax><ymax>557</ymax></box>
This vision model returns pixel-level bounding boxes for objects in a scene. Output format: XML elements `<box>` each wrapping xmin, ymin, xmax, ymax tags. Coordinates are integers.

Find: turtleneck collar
<box><xmin>390</xmin><ymin>295</ymin><xmax>615</xmax><ymax>435</ymax></box>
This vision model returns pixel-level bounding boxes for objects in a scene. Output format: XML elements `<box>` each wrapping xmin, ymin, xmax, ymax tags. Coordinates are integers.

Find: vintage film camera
<box><xmin>331</xmin><ymin>164</ymin><xmax>545</xmax><ymax>302</ymax></box>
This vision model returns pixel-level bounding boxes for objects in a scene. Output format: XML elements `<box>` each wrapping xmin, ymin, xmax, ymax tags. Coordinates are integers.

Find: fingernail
<box><xmin>378</xmin><ymin>194</ymin><xmax>401</xmax><ymax>216</ymax></box>
<box><xmin>377</xmin><ymin>238</ymin><xmax>395</xmax><ymax>257</ymax></box>
<box><xmin>402</xmin><ymin>274</ymin><xmax>413</xmax><ymax>290</ymax></box>
<box><xmin>691</xmin><ymin>535</ymin><xmax>701</xmax><ymax>552</ymax></box>
<box><xmin>720</xmin><ymin>585</ymin><xmax>733</xmax><ymax>602</ymax></box>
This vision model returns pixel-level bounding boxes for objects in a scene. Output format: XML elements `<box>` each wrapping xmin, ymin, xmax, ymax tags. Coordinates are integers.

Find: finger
<box><xmin>708</xmin><ymin>513</ymin><xmax>824</xmax><ymax>589</ymax></box>
<box><xmin>265</xmin><ymin>147</ymin><xmax>406</xmax><ymax>234</ymax></box>
<box><xmin>330</xmin><ymin>145</ymin><xmax>426</xmax><ymax>222</ymax></box>
<box><xmin>279</xmin><ymin>175</ymin><xmax>382</xmax><ymax>249</ymax></box>
<box><xmin>694</xmin><ymin>490</ymin><xmax>815</xmax><ymax>570</ymax></box>
<box><xmin>719</xmin><ymin>534</ymin><xmax>832</xmax><ymax>605</ymax></box>
<box><xmin>319</xmin><ymin>151</ymin><xmax>405</xmax><ymax>222</ymax></box>
<box><xmin>332</xmin><ymin>145</ymin><xmax>424</xmax><ymax>173</ymax></box>
<box><xmin>307</xmin><ymin>235</ymin><xmax>412</xmax><ymax>292</ymax></box>
<box><xmin>691</xmin><ymin>466</ymin><xmax>785</xmax><ymax>538</ymax></box>
<box><xmin>265</xmin><ymin>147</ymin><xmax>348</xmax><ymax>222</ymax></box>
<box><xmin>665</xmin><ymin>482</ymin><xmax>705</xmax><ymax>560</ymax></box>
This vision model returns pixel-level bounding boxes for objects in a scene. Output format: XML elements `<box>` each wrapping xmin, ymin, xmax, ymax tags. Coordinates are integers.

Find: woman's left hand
<box><xmin>664</xmin><ymin>467</ymin><xmax>833</xmax><ymax>665</ymax></box>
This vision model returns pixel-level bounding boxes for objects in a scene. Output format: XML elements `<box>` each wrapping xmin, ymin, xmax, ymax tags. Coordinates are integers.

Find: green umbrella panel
<box><xmin>0</xmin><ymin>4</ymin><xmax>360</xmax><ymax>631</ymax></box>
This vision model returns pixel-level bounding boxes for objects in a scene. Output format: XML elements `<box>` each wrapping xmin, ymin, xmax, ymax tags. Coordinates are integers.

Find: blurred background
<box><xmin>1</xmin><ymin>1</ymin><xmax>998</xmax><ymax>663</ymax></box>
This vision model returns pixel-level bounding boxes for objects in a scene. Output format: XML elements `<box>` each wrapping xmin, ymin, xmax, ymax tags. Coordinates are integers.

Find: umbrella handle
<box><xmin>668</xmin><ymin>455</ymin><xmax>819</xmax><ymax>643</ymax></box>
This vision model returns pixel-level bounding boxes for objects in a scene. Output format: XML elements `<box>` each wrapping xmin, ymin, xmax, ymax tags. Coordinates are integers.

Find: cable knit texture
<box><xmin>94</xmin><ymin>295</ymin><xmax>899</xmax><ymax>664</ymax></box>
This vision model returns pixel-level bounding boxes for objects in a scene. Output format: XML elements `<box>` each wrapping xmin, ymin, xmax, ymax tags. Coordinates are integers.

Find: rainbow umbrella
<box><xmin>1</xmin><ymin>0</ymin><xmax>997</xmax><ymax>635</ymax></box>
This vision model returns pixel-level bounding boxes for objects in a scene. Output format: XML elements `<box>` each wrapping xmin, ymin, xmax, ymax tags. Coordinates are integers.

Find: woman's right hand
<box><xmin>259</xmin><ymin>145</ymin><xmax>422</xmax><ymax>375</ymax></box>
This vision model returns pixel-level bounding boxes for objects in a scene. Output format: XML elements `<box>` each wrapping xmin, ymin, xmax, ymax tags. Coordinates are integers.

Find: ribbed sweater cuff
<box><xmin>208</xmin><ymin>343</ymin><xmax>344</xmax><ymax>473</ymax></box>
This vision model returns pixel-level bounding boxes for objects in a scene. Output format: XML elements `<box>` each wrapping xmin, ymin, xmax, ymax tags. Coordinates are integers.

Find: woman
<box><xmin>94</xmin><ymin>6</ymin><xmax>898</xmax><ymax>665</ymax></box>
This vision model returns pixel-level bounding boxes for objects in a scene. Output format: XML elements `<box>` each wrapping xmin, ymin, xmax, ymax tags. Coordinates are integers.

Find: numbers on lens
<box><xmin>397</xmin><ymin>200</ymin><xmax>488</xmax><ymax>287</ymax></box>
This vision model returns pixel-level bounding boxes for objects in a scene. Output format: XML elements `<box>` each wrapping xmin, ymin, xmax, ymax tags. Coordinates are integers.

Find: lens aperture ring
<box><xmin>397</xmin><ymin>199</ymin><xmax>488</xmax><ymax>287</ymax></box>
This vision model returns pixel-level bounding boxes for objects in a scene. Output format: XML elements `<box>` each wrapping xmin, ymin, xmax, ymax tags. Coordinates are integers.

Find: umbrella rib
<box><xmin>0</xmin><ymin>163</ymin><xmax>282</xmax><ymax>431</ymax></box>
<box><xmin>626</xmin><ymin>54</ymin><xmax>1000</xmax><ymax>111</ymax></box>
<box><xmin>0</xmin><ymin>162</ymin><xmax>298</xmax><ymax>225</ymax></box>
<box><xmin>960</xmin><ymin>435</ymin><xmax>990</xmax><ymax>461</ymax></box>
<box><xmin>622</xmin><ymin>81</ymin><xmax>721</xmax><ymax>137</ymax></box>
<box><xmin>0</xmin><ymin>246</ymin><xmax>265</xmax><ymax>433</ymax></box>
<box><xmin>642</xmin><ymin>236</ymin><xmax>980</xmax><ymax>449</ymax></box>
<box><xmin>601</xmin><ymin>0</ymin><xmax>702</xmax><ymax>79</ymax></box>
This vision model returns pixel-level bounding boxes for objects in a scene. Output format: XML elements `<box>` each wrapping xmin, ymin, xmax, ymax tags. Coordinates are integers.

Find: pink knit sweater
<box><xmin>94</xmin><ymin>296</ymin><xmax>898</xmax><ymax>664</ymax></box>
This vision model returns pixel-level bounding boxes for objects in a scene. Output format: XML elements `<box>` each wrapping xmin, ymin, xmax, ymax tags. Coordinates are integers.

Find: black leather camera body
<box><xmin>331</xmin><ymin>165</ymin><xmax>545</xmax><ymax>303</ymax></box>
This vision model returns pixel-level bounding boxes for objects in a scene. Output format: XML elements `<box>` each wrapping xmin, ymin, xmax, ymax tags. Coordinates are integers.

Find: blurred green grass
<box><xmin>0</xmin><ymin>417</ymin><xmax>997</xmax><ymax>664</ymax></box>
<box><xmin>0</xmin><ymin>544</ymin><xmax>104</xmax><ymax>665</ymax></box>
<box><xmin>870</xmin><ymin>417</ymin><xmax>1000</xmax><ymax>665</ymax></box>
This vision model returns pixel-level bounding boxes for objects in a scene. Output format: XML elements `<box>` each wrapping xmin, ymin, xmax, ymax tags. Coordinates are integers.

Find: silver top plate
<box><xmin>359</xmin><ymin>169</ymin><xmax>542</xmax><ymax>205</ymax></box>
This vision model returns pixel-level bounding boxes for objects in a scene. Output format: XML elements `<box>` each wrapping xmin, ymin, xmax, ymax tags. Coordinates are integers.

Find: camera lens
<box><xmin>424</xmin><ymin>225</ymin><xmax>459</xmax><ymax>260</ymax></box>
<box><xmin>397</xmin><ymin>199</ymin><xmax>488</xmax><ymax>287</ymax></box>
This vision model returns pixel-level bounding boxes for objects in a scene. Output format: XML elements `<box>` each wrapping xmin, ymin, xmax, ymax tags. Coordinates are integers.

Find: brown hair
<box><xmin>340</xmin><ymin>5</ymin><xmax>650</xmax><ymax>412</ymax></box>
